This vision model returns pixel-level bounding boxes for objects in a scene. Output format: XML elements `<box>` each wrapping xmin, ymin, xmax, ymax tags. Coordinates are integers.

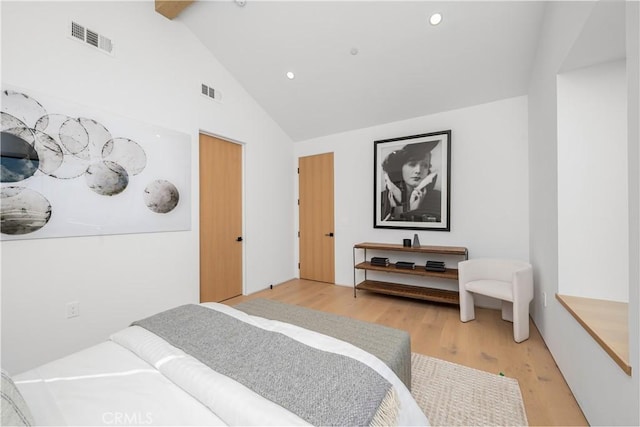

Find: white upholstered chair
<box><xmin>458</xmin><ymin>258</ymin><xmax>534</xmax><ymax>343</ymax></box>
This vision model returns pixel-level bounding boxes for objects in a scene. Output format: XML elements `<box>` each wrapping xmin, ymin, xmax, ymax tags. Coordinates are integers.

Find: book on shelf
<box><xmin>370</xmin><ymin>257</ymin><xmax>390</xmax><ymax>266</ymax></box>
<box><xmin>425</xmin><ymin>260</ymin><xmax>446</xmax><ymax>272</ymax></box>
<box><xmin>395</xmin><ymin>261</ymin><xmax>416</xmax><ymax>270</ymax></box>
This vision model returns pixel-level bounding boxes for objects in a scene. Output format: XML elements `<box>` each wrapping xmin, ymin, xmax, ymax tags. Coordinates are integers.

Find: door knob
<box><xmin>236</xmin><ymin>236</ymin><xmax>243</xmax><ymax>242</ymax></box>
<box><xmin>324</xmin><ymin>232</ymin><xmax>334</xmax><ymax>237</ymax></box>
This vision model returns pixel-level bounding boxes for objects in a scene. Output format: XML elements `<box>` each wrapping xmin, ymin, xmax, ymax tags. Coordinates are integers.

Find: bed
<box><xmin>7</xmin><ymin>301</ymin><xmax>429</xmax><ymax>426</ymax></box>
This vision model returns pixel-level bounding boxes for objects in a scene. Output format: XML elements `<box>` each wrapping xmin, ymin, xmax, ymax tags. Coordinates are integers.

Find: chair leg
<box><xmin>459</xmin><ymin>289</ymin><xmax>476</xmax><ymax>322</ymax></box>
<box><xmin>512</xmin><ymin>301</ymin><xmax>530</xmax><ymax>343</ymax></box>
<box><xmin>501</xmin><ymin>301</ymin><xmax>513</xmax><ymax>322</ymax></box>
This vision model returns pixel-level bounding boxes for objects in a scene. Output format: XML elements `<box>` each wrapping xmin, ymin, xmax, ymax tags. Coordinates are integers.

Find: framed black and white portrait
<box><xmin>374</xmin><ymin>130</ymin><xmax>451</xmax><ymax>231</ymax></box>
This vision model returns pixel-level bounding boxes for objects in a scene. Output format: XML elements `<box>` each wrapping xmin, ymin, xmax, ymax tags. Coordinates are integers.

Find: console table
<box><xmin>353</xmin><ymin>242</ymin><xmax>468</xmax><ymax>305</ymax></box>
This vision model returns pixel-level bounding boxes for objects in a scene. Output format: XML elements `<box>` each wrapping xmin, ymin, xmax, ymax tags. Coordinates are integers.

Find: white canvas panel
<box><xmin>1</xmin><ymin>85</ymin><xmax>191</xmax><ymax>240</ymax></box>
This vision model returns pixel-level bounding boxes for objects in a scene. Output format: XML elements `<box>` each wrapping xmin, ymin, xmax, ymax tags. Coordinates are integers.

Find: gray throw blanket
<box><xmin>233</xmin><ymin>298</ymin><xmax>411</xmax><ymax>389</ymax></box>
<box><xmin>132</xmin><ymin>304</ymin><xmax>395</xmax><ymax>426</ymax></box>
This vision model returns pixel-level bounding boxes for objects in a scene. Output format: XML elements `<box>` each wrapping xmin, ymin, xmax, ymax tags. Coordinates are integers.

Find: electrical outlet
<box><xmin>66</xmin><ymin>301</ymin><xmax>80</xmax><ymax>318</ymax></box>
<box><xmin>543</xmin><ymin>292</ymin><xmax>547</xmax><ymax>308</ymax></box>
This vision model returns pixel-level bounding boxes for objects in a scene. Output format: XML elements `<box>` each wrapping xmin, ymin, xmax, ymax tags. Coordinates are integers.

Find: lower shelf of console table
<box><xmin>355</xmin><ymin>280</ymin><xmax>460</xmax><ymax>305</ymax></box>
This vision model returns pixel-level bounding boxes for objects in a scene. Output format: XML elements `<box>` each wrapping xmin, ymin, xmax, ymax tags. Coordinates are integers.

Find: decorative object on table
<box><xmin>425</xmin><ymin>261</ymin><xmax>446</xmax><ymax>272</ymax></box>
<box><xmin>0</xmin><ymin>86</ymin><xmax>191</xmax><ymax>240</ymax></box>
<box><xmin>374</xmin><ymin>130</ymin><xmax>451</xmax><ymax>231</ymax></box>
<box><xmin>370</xmin><ymin>257</ymin><xmax>390</xmax><ymax>267</ymax></box>
<box><xmin>403</xmin><ymin>238</ymin><xmax>412</xmax><ymax>247</ymax></box>
<box><xmin>395</xmin><ymin>261</ymin><xmax>416</xmax><ymax>270</ymax></box>
<box><xmin>413</xmin><ymin>233</ymin><xmax>420</xmax><ymax>248</ymax></box>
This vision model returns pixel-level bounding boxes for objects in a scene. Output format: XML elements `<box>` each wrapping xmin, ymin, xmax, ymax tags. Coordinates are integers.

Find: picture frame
<box><xmin>374</xmin><ymin>130</ymin><xmax>451</xmax><ymax>231</ymax></box>
<box><xmin>1</xmin><ymin>86</ymin><xmax>191</xmax><ymax>240</ymax></box>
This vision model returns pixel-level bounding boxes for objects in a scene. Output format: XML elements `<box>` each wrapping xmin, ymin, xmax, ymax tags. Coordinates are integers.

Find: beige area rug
<box><xmin>411</xmin><ymin>353</ymin><xmax>528</xmax><ymax>426</ymax></box>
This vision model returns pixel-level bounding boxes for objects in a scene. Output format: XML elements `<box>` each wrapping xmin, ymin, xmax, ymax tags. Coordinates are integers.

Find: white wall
<box><xmin>557</xmin><ymin>60</ymin><xmax>628</xmax><ymax>301</ymax></box>
<box><xmin>0</xmin><ymin>1</ymin><xmax>295</xmax><ymax>375</ymax></box>
<box><xmin>294</xmin><ymin>96</ymin><xmax>530</xmax><ymax>293</ymax></box>
<box><xmin>528</xmin><ymin>2</ymin><xmax>639</xmax><ymax>425</ymax></box>
<box><xmin>626</xmin><ymin>1</ymin><xmax>640</xmax><ymax>421</ymax></box>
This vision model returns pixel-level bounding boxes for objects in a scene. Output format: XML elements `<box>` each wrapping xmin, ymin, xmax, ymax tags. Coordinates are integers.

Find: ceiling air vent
<box><xmin>69</xmin><ymin>21</ymin><xmax>114</xmax><ymax>55</ymax></box>
<box><xmin>201</xmin><ymin>83</ymin><xmax>223</xmax><ymax>103</ymax></box>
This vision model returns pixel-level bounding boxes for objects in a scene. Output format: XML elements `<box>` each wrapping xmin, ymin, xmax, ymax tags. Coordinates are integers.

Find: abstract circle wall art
<box><xmin>85</xmin><ymin>161</ymin><xmax>130</xmax><ymax>196</ymax></box>
<box><xmin>0</xmin><ymin>86</ymin><xmax>191</xmax><ymax>240</ymax></box>
<box><xmin>0</xmin><ymin>131</ymin><xmax>40</xmax><ymax>182</ymax></box>
<box><xmin>0</xmin><ymin>186</ymin><xmax>52</xmax><ymax>235</ymax></box>
<box><xmin>144</xmin><ymin>180</ymin><xmax>180</xmax><ymax>213</ymax></box>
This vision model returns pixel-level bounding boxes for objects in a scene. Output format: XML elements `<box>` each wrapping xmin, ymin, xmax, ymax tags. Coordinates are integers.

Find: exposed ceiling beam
<box><xmin>155</xmin><ymin>0</ymin><xmax>194</xmax><ymax>20</ymax></box>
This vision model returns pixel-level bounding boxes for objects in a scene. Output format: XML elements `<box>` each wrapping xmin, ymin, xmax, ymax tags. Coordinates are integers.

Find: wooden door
<box><xmin>200</xmin><ymin>133</ymin><xmax>243</xmax><ymax>302</ymax></box>
<box><xmin>299</xmin><ymin>153</ymin><xmax>335</xmax><ymax>283</ymax></box>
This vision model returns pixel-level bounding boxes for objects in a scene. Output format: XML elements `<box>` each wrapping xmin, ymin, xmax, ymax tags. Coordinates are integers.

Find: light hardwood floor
<box><xmin>224</xmin><ymin>279</ymin><xmax>588</xmax><ymax>426</ymax></box>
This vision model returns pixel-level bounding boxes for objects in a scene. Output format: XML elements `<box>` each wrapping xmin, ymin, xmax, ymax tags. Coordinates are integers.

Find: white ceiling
<box><xmin>560</xmin><ymin>1</ymin><xmax>626</xmax><ymax>73</ymax></box>
<box><xmin>179</xmin><ymin>1</ymin><xmax>547</xmax><ymax>142</ymax></box>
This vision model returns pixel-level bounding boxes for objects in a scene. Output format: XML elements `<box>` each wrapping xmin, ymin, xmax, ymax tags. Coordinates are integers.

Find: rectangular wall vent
<box><xmin>71</xmin><ymin>21</ymin><xmax>85</xmax><ymax>40</ymax></box>
<box><xmin>201</xmin><ymin>83</ymin><xmax>223</xmax><ymax>103</ymax></box>
<box><xmin>69</xmin><ymin>21</ymin><xmax>114</xmax><ymax>55</ymax></box>
<box><xmin>86</xmin><ymin>29</ymin><xmax>99</xmax><ymax>47</ymax></box>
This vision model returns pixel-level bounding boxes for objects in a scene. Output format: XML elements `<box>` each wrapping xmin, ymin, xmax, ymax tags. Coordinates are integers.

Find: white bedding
<box><xmin>14</xmin><ymin>302</ymin><xmax>429</xmax><ymax>426</ymax></box>
<box><xmin>14</xmin><ymin>341</ymin><xmax>224</xmax><ymax>426</ymax></box>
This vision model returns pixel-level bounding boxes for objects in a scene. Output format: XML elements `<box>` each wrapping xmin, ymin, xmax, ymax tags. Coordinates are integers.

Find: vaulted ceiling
<box><xmin>175</xmin><ymin>1</ymin><xmax>547</xmax><ymax>142</ymax></box>
<box><xmin>155</xmin><ymin>0</ymin><xmax>194</xmax><ymax>19</ymax></box>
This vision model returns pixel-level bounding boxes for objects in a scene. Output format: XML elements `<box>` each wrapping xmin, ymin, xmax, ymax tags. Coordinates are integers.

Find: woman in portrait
<box><xmin>381</xmin><ymin>141</ymin><xmax>442</xmax><ymax>222</ymax></box>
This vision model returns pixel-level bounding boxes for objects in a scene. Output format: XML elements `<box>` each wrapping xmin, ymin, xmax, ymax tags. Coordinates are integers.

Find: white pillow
<box><xmin>1</xmin><ymin>369</ymin><xmax>34</xmax><ymax>427</ymax></box>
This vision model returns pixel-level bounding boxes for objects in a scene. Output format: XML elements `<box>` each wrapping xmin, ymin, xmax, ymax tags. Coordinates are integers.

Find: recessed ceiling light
<box><xmin>286</xmin><ymin>71</ymin><xmax>295</xmax><ymax>80</ymax></box>
<box><xmin>350</xmin><ymin>47</ymin><xmax>359</xmax><ymax>56</ymax></box>
<box><xmin>429</xmin><ymin>13</ymin><xmax>442</xmax><ymax>26</ymax></box>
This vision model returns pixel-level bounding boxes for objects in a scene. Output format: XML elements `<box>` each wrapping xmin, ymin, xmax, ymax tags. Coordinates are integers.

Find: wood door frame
<box><xmin>199</xmin><ymin>131</ymin><xmax>246</xmax><ymax>298</ymax></box>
